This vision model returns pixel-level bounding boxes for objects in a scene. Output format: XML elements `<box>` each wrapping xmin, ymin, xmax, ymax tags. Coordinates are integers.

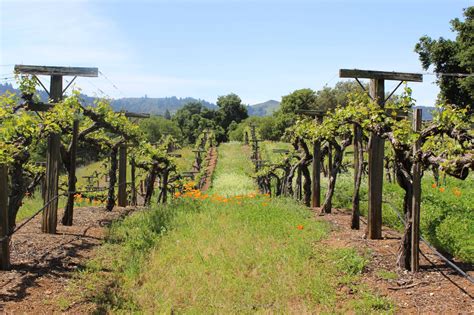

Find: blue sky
<box><xmin>0</xmin><ymin>0</ymin><xmax>471</xmax><ymax>105</ymax></box>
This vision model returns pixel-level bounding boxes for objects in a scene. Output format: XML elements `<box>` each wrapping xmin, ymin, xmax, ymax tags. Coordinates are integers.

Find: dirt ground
<box><xmin>201</xmin><ymin>146</ymin><xmax>218</xmax><ymax>192</ymax></box>
<box><xmin>0</xmin><ymin>206</ymin><xmax>135</xmax><ymax>314</ymax></box>
<box><xmin>317</xmin><ymin>208</ymin><xmax>474</xmax><ymax>313</ymax></box>
<box><xmin>1</xmin><ymin>200</ymin><xmax>472</xmax><ymax>313</ymax></box>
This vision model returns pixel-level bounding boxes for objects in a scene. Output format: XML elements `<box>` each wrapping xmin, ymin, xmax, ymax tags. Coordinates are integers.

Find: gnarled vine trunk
<box><xmin>106</xmin><ymin>146</ymin><xmax>119</xmax><ymax>211</ymax></box>
<box><xmin>321</xmin><ymin>137</ymin><xmax>351</xmax><ymax>214</ymax></box>
<box><xmin>144</xmin><ymin>169</ymin><xmax>157</xmax><ymax>206</ymax></box>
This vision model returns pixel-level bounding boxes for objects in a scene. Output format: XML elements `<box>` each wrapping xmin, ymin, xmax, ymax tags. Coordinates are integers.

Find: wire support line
<box><xmin>423</xmin><ymin>71</ymin><xmax>474</xmax><ymax>78</ymax></box>
<box><xmin>0</xmin><ymin>194</ymin><xmax>60</xmax><ymax>242</ymax></box>
<box><xmin>83</xmin><ymin>77</ymin><xmax>108</xmax><ymax>98</ymax></box>
<box><xmin>98</xmin><ymin>70</ymin><xmax>125</xmax><ymax>98</ymax></box>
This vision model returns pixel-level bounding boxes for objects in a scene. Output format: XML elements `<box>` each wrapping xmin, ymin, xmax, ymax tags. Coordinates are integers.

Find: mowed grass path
<box><xmin>72</xmin><ymin>142</ymin><xmax>392</xmax><ymax>313</ymax></box>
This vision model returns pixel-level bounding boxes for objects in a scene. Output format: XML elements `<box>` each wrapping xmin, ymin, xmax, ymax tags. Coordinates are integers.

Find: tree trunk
<box><xmin>396</xmin><ymin>164</ymin><xmax>413</xmax><ymax>270</ymax></box>
<box><xmin>385</xmin><ymin>157</ymin><xmax>392</xmax><ymax>183</ymax></box>
<box><xmin>160</xmin><ymin>169</ymin><xmax>169</xmax><ymax>204</ymax></box>
<box><xmin>295</xmin><ymin>167</ymin><xmax>302</xmax><ymax>200</ymax></box>
<box><xmin>321</xmin><ymin>138</ymin><xmax>351</xmax><ymax>214</ymax></box>
<box><xmin>285</xmin><ymin>162</ymin><xmax>298</xmax><ymax>197</ymax></box>
<box><xmin>144</xmin><ymin>169</ymin><xmax>157</xmax><ymax>206</ymax></box>
<box><xmin>321</xmin><ymin>145</ymin><xmax>341</xmax><ymax>214</ymax></box>
<box><xmin>302</xmin><ymin>165</ymin><xmax>311</xmax><ymax>206</ymax></box>
<box><xmin>8</xmin><ymin>159</ymin><xmax>27</xmax><ymax>233</ymax></box>
<box><xmin>298</xmin><ymin>139</ymin><xmax>312</xmax><ymax>207</ymax></box>
<box><xmin>106</xmin><ymin>146</ymin><xmax>119</xmax><ymax>211</ymax></box>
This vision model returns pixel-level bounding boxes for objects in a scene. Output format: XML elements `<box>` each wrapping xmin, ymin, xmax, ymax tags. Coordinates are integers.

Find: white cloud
<box><xmin>1</xmin><ymin>1</ymin><xmax>131</xmax><ymax>68</ymax></box>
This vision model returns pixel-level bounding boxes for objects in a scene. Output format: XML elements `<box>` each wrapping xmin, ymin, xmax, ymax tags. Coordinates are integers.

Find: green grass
<box><xmin>16</xmin><ymin>194</ymin><xmax>67</xmax><ymax>223</ymax></box>
<box><xmin>376</xmin><ymin>269</ymin><xmax>398</xmax><ymax>281</ymax></box>
<box><xmin>262</xmin><ymin>141</ymin><xmax>473</xmax><ymax>263</ymax></box>
<box><xmin>64</xmin><ymin>142</ymin><xmax>393</xmax><ymax>313</ymax></box>
<box><xmin>208</xmin><ymin>142</ymin><xmax>256</xmax><ymax>196</ymax></box>
<box><xmin>261</xmin><ymin>141</ymin><xmax>293</xmax><ymax>164</ymax></box>
<box><xmin>17</xmin><ymin>146</ymin><xmax>197</xmax><ymax>223</ymax></box>
<box><xmin>173</xmin><ymin>146</ymin><xmax>196</xmax><ymax>173</ymax></box>
<box><xmin>328</xmin><ymin>171</ymin><xmax>474</xmax><ymax>263</ymax></box>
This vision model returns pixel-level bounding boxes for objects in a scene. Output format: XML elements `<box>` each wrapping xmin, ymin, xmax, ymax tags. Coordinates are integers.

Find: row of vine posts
<box><xmin>0</xmin><ymin>65</ymin><xmax>183</xmax><ymax>270</ymax></box>
<box><xmin>248</xmin><ymin>69</ymin><xmax>441</xmax><ymax>273</ymax></box>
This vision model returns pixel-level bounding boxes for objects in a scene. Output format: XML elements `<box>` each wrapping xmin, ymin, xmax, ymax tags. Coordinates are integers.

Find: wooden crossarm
<box><xmin>339</xmin><ymin>69</ymin><xmax>422</xmax><ymax>82</ymax></box>
<box><xmin>15</xmin><ymin>65</ymin><xmax>98</xmax><ymax>77</ymax></box>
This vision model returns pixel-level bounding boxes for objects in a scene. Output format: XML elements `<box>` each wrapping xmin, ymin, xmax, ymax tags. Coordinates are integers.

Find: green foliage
<box><xmin>331</xmin><ymin>248</ymin><xmax>368</xmax><ymax>277</ymax></box>
<box><xmin>229</xmin><ymin>116</ymin><xmax>281</xmax><ymax>141</ymax></box>
<box><xmin>139</xmin><ymin>115</ymin><xmax>181</xmax><ymax>143</ymax></box>
<box><xmin>1</xmin><ymin>76</ymin><xmax>178</xmax><ymax>227</ymax></box>
<box><xmin>171</xmin><ymin>95</ymin><xmax>248</xmax><ymax>143</ymax></box>
<box><xmin>414</xmin><ymin>7</ymin><xmax>474</xmax><ymax>109</ymax></box>
<box><xmin>376</xmin><ymin>270</ymin><xmax>398</xmax><ymax>280</ymax></box>
<box><xmin>271</xmin><ymin>88</ymin><xmax>317</xmax><ymax>139</ymax></box>
<box><xmin>314</xmin><ymin>81</ymin><xmax>364</xmax><ymax>112</ymax></box>
<box><xmin>172</xmin><ymin>101</ymin><xmax>225</xmax><ymax>144</ymax></box>
<box><xmin>421</xmin><ymin>175</ymin><xmax>474</xmax><ymax>262</ymax></box>
<box><xmin>279</xmin><ymin>88</ymin><xmax>317</xmax><ymax>114</ymax></box>
<box><xmin>0</xmin><ymin>92</ymin><xmax>39</xmax><ymax>164</ymax></box>
<box><xmin>216</xmin><ymin>93</ymin><xmax>248</xmax><ymax>133</ymax></box>
<box><xmin>328</xmin><ymin>168</ymin><xmax>474</xmax><ymax>263</ymax></box>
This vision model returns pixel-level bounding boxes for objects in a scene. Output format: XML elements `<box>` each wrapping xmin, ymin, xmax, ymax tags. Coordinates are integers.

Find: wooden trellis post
<box><xmin>42</xmin><ymin>133</ymin><xmax>60</xmax><ymax>233</ymax></box>
<box><xmin>14</xmin><ymin>65</ymin><xmax>98</xmax><ymax>234</ymax></box>
<box><xmin>0</xmin><ymin>164</ymin><xmax>9</xmax><ymax>270</ymax></box>
<box><xmin>340</xmin><ymin>69</ymin><xmax>422</xmax><ymax>239</ymax></box>
<box><xmin>352</xmin><ymin>124</ymin><xmax>363</xmax><ymax>230</ymax></box>
<box><xmin>118</xmin><ymin>144</ymin><xmax>127</xmax><ymax>207</ymax></box>
<box><xmin>411</xmin><ymin>108</ymin><xmax>422</xmax><ymax>272</ymax></box>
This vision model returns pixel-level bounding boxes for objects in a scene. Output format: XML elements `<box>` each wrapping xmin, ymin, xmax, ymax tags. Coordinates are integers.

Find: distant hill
<box><xmin>247</xmin><ymin>100</ymin><xmax>280</xmax><ymax>116</ymax></box>
<box><xmin>0</xmin><ymin>83</ymin><xmax>216</xmax><ymax>115</ymax></box>
<box><xmin>111</xmin><ymin>96</ymin><xmax>216</xmax><ymax>114</ymax></box>
<box><xmin>0</xmin><ymin>83</ymin><xmax>435</xmax><ymax>119</ymax></box>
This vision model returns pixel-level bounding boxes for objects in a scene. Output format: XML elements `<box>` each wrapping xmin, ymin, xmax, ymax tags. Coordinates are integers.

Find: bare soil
<box><xmin>1</xmin><ymin>198</ymin><xmax>472</xmax><ymax>313</ymax></box>
<box><xmin>0</xmin><ymin>205</ymin><xmax>135</xmax><ymax>313</ymax></box>
<box><xmin>201</xmin><ymin>146</ymin><xmax>218</xmax><ymax>192</ymax></box>
<box><xmin>316</xmin><ymin>207</ymin><xmax>474</xmax><ymax>313</ymax></box>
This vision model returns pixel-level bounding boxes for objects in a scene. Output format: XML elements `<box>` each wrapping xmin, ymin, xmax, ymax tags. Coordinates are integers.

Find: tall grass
<box><xmin>262</xmin><ymin>141</ymin><xmax>473</xmax><ymax>263</ymax></box>
<box><xmin>65</xmin><ymin>142</ymin><xmax>393</xmax><ymax>313</ymax></box>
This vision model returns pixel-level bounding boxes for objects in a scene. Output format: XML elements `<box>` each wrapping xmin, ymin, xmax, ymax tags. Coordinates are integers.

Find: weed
<box><xmin>376</xmin><ymin>269</ymin><xmax>398</xmax><ymax>280</ymax></box>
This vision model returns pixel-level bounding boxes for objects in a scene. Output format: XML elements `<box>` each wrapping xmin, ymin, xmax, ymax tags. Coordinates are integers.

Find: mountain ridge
<box><xmin>0</xmin><ymin>83</ymin><xmax>435</xmax><ymax>119</ymax></box>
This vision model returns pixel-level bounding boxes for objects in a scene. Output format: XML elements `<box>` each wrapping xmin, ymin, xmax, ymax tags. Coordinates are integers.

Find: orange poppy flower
<box><xmin>431</xmin><ymin>183</ymin><xmax>437</xmax><ymax>189</ymax></box>
<box><xmin>439</xmin><ymin>187</ymin><xmax>445</xmax><ymax>193</ymax></box>
<box><xmin>297</xmin><ymin>225</ymin><xmax>304</xmax><ymax>230</ymax></box>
